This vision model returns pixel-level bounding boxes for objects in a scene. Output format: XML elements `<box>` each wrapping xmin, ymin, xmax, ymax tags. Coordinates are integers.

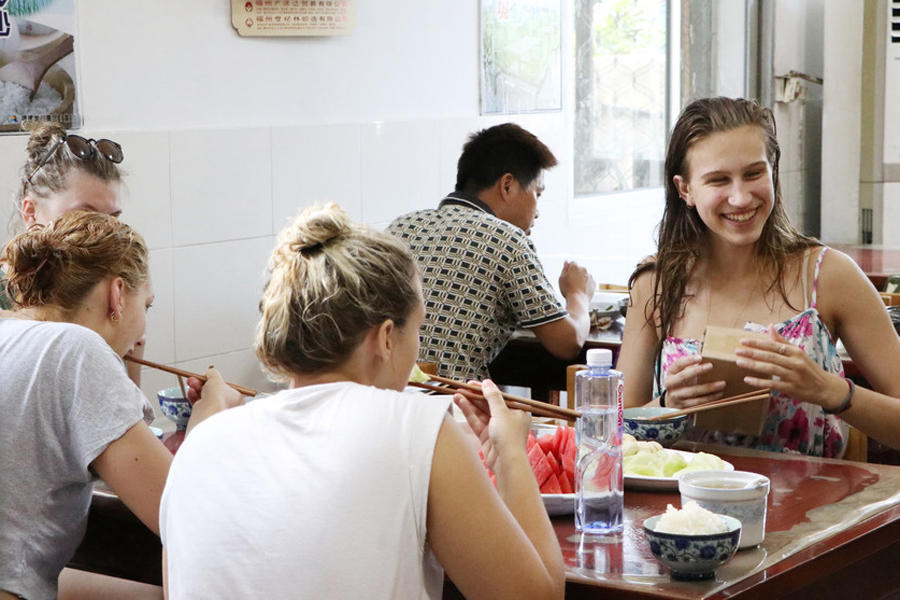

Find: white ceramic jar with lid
<box><xmin>678</xmin><ymin>470</ymin><xmax>770</xmax><ymax>548</ymax></box>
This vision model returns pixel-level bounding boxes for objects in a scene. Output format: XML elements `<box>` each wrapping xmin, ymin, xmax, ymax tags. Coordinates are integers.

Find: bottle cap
<box><xmin>586</xmin><ymin>348</ymin><xmax>612</xmax><ymax>367</ymax></box>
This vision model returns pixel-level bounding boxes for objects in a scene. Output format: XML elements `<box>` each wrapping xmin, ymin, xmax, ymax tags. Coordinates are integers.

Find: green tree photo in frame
<box><xmin>481</xmin><ymin>0</ymin><xmax>562</xmax><ymax>114</ymax></box>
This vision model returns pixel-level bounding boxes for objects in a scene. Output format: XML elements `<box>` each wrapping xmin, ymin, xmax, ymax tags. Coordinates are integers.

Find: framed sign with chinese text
<box><xmin>232</xmin><ymin>0</ymin><xmax>356</xmax><ymax>37</ymax></box>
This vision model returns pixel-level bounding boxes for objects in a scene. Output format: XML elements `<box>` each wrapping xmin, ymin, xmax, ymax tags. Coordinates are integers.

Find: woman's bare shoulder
<box><xmin>814</xmin><ymin>246</ymin><xmax>874</xmax><ymax>288</ymax></box>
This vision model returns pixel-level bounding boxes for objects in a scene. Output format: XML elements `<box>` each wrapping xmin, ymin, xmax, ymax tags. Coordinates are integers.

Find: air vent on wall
<box><xmin>893</xmin><ymin>1</ymin><xmax>900</xmax><ymax>42</ymax></box>
<box><xmin>862</xmin><ymin>208</ymin><xmax>873</xmax><ymax>244</ymax></box>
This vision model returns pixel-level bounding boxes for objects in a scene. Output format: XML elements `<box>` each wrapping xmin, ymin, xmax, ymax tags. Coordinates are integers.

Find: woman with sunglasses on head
<box><xmin>16</xmin><ymin>122</ymin><xmax>125</xmax><ymax>228</ymax></box>
<box><xmin>0</xmin><ymin>211</ymin><xmax>242</xmax><ymax>600</ymax></box>
<box><xmin>616</xmin><ymin>96</ymin><xmax>900</xmax><ymax>457</ymax></box>
<box><xmin>0</xmin><ymin>121</ymin><xmax>149</xmax><ymax>390</ymax></box>
<box><xmin>160</xmin><ymin>203</ymin><xmax>564</xmax><ymax>600</ymax></box>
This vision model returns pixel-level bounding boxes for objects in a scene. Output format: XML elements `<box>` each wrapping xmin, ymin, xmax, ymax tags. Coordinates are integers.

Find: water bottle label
<box><xmin>615</xmin><ymin>377</ymin><xmax>624</xmax><ymax>443</ymax></box>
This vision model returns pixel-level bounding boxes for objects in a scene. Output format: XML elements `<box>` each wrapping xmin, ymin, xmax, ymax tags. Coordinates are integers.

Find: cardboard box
<box><xmin>693</xmin><ymin>326</ymin><xmax>771</xmax><ymax>436</ymax></box>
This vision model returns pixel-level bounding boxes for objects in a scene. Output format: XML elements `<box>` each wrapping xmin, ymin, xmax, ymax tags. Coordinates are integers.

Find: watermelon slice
<box><xmin>474</xmin><ymin>424</ymin><xmax>581</xmax><ymax>492</ymax></box>
<box><xmin>537</xmin><ymin>433</ymin><xmax>555</xmax><ymax>455</ymax></box>
<box><xmin>545</xmin><ymin>450</ymin><xmax>560</xmax><ymax>475</ymax></box>
<box><xmin>591</xmin><ymin>451</ymin><xmax>618</xmax><ymax>488</ymax></box>
<box><xmin>553</xmin><ymin>426</ymin><xmax>566</xmax><ymax>457</ymax></box>
<box><xmin>540</xmin><ymin>474</ymin><xmax>562</xmax><ymax>494</ymax></box>
<box><xmin>527</xmin><ymin>443</ymin><xmax>553</xmax><ymax>486</ymax></box>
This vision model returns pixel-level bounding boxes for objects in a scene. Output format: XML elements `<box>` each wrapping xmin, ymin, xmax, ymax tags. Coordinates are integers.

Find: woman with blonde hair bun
<box><xmin>0</xmin><ymin>211</ymin><xmax>241</xmax><ymax>600</ymax></box>
<box><xmin>160</xmin><ymin>203</ymin><xmax>564</xmax><ymax>600</ymax></box>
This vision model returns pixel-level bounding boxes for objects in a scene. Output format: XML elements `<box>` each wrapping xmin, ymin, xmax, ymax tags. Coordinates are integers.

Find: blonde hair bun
<box><xmin>287</xmin><ymin>203</ymin><xmax>351</xmax><ymax>252</ymax></box>
<box><xmin>256</xmin><ymin>203</ymin><xmax>420</xmax><ymax>380</ymax></box>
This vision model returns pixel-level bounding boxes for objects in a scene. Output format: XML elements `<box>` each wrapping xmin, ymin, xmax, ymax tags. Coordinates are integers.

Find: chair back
<box><xmin>844</xmin><ymin>426</ymin><xmax>868</xmax><ymax>462</ymax></box>
<box><xmin>566</xmin><ymin>364</ymin><xmax>588</xmax><ymax>411</ymax></box>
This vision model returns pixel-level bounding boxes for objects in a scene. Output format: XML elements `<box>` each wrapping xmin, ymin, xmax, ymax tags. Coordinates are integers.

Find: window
<box><xmin>573</xmin><ymin>0</ymin><xmax>669</xmax><ymax>196</ymax></box>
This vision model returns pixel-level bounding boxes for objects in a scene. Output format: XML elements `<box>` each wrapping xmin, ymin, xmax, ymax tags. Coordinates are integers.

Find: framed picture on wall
<box><xmin>480</xmin><ymin>0</ymin><xmax>562</xmax><ymax>114</ymax></box>
<box><xmin>0</xmin><ymin>1</ymin><xmax>79</xmax><ymax>134</ymax></box>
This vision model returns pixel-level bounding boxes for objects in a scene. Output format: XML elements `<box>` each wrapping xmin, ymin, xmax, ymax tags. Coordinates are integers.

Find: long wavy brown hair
<box><xmin>629</xmin><ymin>97</ymin><xmax>819</xmax><ymax>389</ymax></box>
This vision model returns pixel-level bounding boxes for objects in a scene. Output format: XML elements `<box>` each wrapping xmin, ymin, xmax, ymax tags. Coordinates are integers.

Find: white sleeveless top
<box><xmin>161</xmin><ymin>382</ymin><xmax>452</xmax><ymax>600</ymax></box>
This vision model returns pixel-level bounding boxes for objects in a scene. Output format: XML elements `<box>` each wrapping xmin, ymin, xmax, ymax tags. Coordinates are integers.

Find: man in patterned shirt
<box><xmin>387</xmin><ymin>123</ymin><xmax>595</xmax><ymax>381</ymax></box>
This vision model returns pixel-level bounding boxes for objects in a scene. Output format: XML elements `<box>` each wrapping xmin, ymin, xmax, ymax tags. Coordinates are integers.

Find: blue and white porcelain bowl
<box><xmin>624</xmin><ymin>407</ymin><xmax>688</xmax><ymax>447</ymax></box>
<box><xmin>643</xmin><ymin>514</ymin><xmax>742</xmax><ymax>580</ymax></box>
<box><xmin>158</xmin><ymin>387</ymin><xmax>192</xmax><ymax>432</ymax></box>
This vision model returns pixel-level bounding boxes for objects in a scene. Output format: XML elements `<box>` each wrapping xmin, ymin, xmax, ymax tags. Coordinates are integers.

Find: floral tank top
<box><xmin>659</xmin><ymin>248</ymin><xmax>847</xmax><ymax>458</ymax></box>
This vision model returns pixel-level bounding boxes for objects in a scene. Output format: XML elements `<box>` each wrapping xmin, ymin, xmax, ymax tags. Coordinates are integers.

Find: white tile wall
<box><xmin>145</xmin><ymin>248</ymin><xmax>176</xmax><ymax>365</ymax></box>
<box><xmin>0</xmin><ymin>134</ymin><xmax>29</xmax><ymax>238</ymax></box>
<box><xmin>360</xmin><ymin>120</ymin><xmax>442</xmax><ymax>224</ymax></box>
<box><xmin>272</xmin><ymin>123</ymin><xmax>362</xmax><ymax>228</ymax></box>
<box><xmin>171</xmin><ymin>236</ymin><xmax>274</xmax><ymax>362</ymax></box>
<box><xmin>111</xmin><ymin>130</ymin><xmax>173</xmax><ymax>251</ymax></box>
<box><xmin>169</xmin><ymin>128</ymin><xmax>274</xmax><ymax>246</ymax></box>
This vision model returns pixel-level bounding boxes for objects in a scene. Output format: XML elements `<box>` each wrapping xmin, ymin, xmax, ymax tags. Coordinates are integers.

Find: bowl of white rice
<box><xmin>643</xmin><ymin>501</ymin><xmax>742</xmax><ymax>580</ymax></box>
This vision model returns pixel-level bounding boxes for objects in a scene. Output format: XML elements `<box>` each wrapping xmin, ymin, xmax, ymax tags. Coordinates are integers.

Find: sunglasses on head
<box><xmin>24</xmin><ymin>134</ymin><xmax>124</xmax><ymax>193</ymax></box>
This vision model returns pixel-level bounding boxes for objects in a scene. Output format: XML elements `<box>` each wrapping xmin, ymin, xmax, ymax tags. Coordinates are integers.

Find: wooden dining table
<box><xmin>70</xmin><ymin>443</ymin><xmax>900</xmax><ymax>599</ymax></box>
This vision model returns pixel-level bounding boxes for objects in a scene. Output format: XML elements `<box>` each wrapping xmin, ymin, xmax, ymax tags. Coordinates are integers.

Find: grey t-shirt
<box><xmin>0</xmin><ymin>318</ymin><xmax>149</xmax><ymax>600</ymax></box>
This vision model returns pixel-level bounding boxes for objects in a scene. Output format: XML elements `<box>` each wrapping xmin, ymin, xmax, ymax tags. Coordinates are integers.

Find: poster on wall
<box><xmin>0</xmin><ymin>0</ymin><xmax>79</xmax><ymax>134</ymax></box>
<box><xmin>232</xmin><ymin>0</ymin><xmax>356</xmax><ymax>37</ymax></box>
<box><xmin>481</xmin><ymin>0</ymin><xmax>562</xmax><ymax>114</ymax></box>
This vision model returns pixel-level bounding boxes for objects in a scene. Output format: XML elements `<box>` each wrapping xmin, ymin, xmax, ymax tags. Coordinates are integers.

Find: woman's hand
<box><xmin>662</xmin><ymin>354</ymin><xmax>726</xmax><ymax>408</ymax></box>
<box><xmin>184</xmin><ymin>367</ymin><xmax>244</xmax><ymax>435</ymax></box>
<box><xmin>453</xmin><ymin>379</ymin><xmax>531</xmax><ymax>477</ymax></box>
<box><xmin>734</xmin><ymin>327</ymin><xmax>848</xmax><ymax>410</ymax></box>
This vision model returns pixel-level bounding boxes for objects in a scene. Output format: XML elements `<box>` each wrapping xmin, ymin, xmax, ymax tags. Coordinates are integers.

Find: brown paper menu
<box><xmin>693</xmin><ymin>326</ymin><xmax>771</xmax><ymax>436</ymax></box>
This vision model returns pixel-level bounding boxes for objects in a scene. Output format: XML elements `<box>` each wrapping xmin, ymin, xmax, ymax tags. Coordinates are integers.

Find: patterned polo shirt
<box><xmin>387</xmin><ymin>191</ymin><xmax>567</xmax><ymax>381</ymax></box>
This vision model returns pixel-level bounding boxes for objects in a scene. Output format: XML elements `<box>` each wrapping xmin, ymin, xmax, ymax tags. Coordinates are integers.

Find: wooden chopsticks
<box><xmin>408</xmin><ymin>381</ymin><xmax>570</xmax><ymax>421</ymax></box>
<box><xmin>647</xmin><ymin>388</ymin><xmax>771</xmax><ymax>420</ymax></box>
<box><xmin>125</xmin><ymin>356</ymin><xmax>258</xmax><ymax>397</ymax></box>
<box><xmin>410</xmin><ymin>373</ymin><xmax>582</xmax><ymax>422</ymax></box>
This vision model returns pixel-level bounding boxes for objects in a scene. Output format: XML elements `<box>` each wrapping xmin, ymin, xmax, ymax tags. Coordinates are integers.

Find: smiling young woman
<box><xmin>616</xmin><ymin>96</ymin><xmax>900</xmax><ymax>458</ymax></box>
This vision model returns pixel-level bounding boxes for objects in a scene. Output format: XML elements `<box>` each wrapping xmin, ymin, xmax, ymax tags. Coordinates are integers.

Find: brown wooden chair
<box><xmin>597</xmin><ymin>283</ymin><xmax>628</xmax><ymax>292</ymax></box>
<box><xmin>565</xmin><ymin>364</ymin><xmax>588</xmax><ymax>411</ymax></box>
<box><xmin>567</xmin><ymin>363</ymin><xmax>870</xmax><ymax>462</ymax></box>
<box><xmin>844</xmin><ymin>427</ymin><xmax>868</xmax><ymax>462</ymax></box>
<box><xmin>880</xmin><ymin>293</ymin><xmax>900</xmax><ymax>306</ymax></box>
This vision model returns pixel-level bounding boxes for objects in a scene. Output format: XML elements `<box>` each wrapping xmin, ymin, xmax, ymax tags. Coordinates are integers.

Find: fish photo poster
<box><xmin>0</xmin><ymin>0</ymin><xmax>78</xmax><ymax>133</ymax></box>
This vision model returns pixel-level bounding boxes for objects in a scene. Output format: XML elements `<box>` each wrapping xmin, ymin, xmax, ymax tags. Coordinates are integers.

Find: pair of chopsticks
<box><xmin>646</xmin><ymin>388</ymin><xmax>771</xmax><ymax>420</ymax></box>
<box><xmin>125</xmin><ymin>356</ymin><xmax>258</xmax><ymax>397</ymax></box>
<box><xmin>409</xmin><ymin>373</ymin><xmax>582</xmax><ymax>422</ymax></box>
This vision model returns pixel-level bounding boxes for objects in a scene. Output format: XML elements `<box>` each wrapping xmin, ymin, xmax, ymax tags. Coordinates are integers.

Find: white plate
<box><xmin>540</xmin><ymin>452</ymin><xmax>733</xmax><ymax>514</ymax></box>
<box><xmin>542</xmin><ymin>493</ymin><xmax>575</xmax><ymax>516</ymax></box>
<box><xmin>625</xmin><ymin>449</ymin><xmax>734</xmax><ymax>492</ymax></box>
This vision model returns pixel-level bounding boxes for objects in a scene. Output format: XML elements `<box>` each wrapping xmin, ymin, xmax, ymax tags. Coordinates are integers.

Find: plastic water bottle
<box><xmin>574</xmin><ymin>348</ymin><xmax>624</xmax><ymax>534</ymax></box>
